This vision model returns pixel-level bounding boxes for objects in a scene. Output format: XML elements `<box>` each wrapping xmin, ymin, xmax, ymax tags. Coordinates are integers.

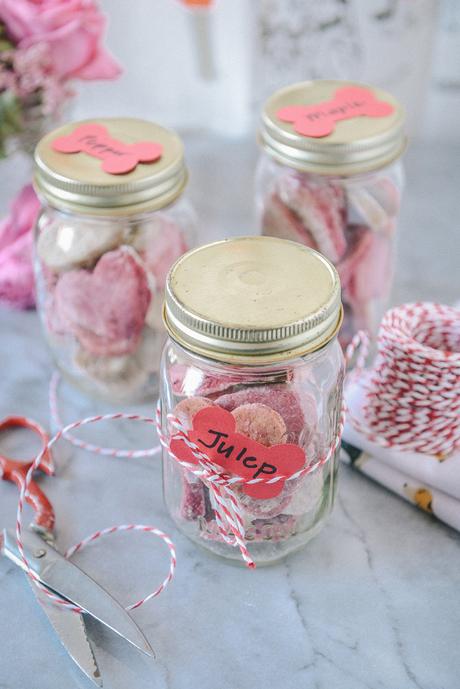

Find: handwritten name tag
<box><xmin>52</xmin><ymin>123</ymin><xmax>163</xmax><ymax>175</ymax></box>
<box><xmin>276</xmin><ymin>85</ymin><xmax>394</xmax><ymax>138</ymax></box>
<box><xmin>170</xmin><ymin>407</ymin><xmax>306</xmax><ymax>499</ymax></box>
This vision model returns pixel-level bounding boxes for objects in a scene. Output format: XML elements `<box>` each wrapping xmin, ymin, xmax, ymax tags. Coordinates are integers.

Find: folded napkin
<box><xmin>342</xmin><ymin>375</ymin><xmax>460</xmax><ymax>531</ymax></box>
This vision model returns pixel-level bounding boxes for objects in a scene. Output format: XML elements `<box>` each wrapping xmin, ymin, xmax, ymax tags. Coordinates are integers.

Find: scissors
<box><xmin>0</xmin><ymin>416</ymin><xmax>154</xmax><ymax>686</ymax></box>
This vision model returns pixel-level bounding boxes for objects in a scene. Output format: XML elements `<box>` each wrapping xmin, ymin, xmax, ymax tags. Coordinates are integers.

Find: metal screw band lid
<box><xmin>34</xmin><ymin>117</ymin><xmax>187</xmax><ymax>216</ymax></box>
<box><xmin>164</xmin><ymin>236</ymin><xmax>342</xmax><ymax>364</ymax></box>
<box><xmin>259</xmin><ymin>79</ymin><xmax>406</xmax><ymax>176</ymax></box>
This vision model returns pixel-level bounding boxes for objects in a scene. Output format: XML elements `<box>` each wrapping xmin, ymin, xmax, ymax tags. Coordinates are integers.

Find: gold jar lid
<box><xmin>34</xmin><ymin>117</ymin><xmax>187</xmax><ymax>216</ymax></box>
<box><xmin>164</xmin><ymin>236</ymin><xmax>342</xmax><ymax>364</ymax></box>
<box><xmin>259</xmin><ymin>80</ymin><xmax>406</xmax><ymax>176</ymax></box>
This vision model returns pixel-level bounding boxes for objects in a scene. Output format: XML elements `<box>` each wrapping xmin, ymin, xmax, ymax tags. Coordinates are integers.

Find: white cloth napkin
<box><xmin>342</xmin><ymin>375</ymin><xmax>460</xmax><ymax>531</ymax></box>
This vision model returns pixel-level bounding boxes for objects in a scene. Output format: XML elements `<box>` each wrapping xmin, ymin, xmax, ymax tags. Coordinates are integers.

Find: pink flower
<box><xmin>0</xmin><ymin>184</ymin><xmax>40</xmax><ymax>309</ymax></box>
<box><xmin>0</xmin><ymin>0</ymin><xmax>121</xmax><ymax>81</ymax></box>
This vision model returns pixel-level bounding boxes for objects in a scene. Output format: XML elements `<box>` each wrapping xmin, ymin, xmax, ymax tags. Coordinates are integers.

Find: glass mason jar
<box><xmin>160</xmin><ymin>237</ymin><xmax>344</xmax><ymax>566</ymax></box>
<box><xmin>33</xmin><ymin>118</ymin><xmax>196</xmax><ymax>402</ymax></box>
<box><xmin>256</xmin><ymin>80</ymin><xmax>406</xmax><ymax>350</ymax></box>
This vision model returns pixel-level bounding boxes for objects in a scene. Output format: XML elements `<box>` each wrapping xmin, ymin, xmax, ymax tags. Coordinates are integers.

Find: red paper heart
<box><xmin>170</xmin><ymin>406</ymin><xmax>306</xmax><ymax>499</ymax></box>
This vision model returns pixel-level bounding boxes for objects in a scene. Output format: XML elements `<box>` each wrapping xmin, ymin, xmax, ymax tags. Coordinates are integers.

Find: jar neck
<box><xmin>262</xmin><ymin>150</ymin><xmax>404</xmax><ymax>184</ymax></box>
<box><xmin>166</xmin><ymin>335</ymin><xmax>342</xmax><ymax>377</ymax></box>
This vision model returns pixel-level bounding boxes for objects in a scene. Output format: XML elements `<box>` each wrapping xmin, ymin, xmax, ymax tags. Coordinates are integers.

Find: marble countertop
<box><xmin>0</xmin><ymin>134</ymin><xmax>459</xmax><ymax>689</ymax></box>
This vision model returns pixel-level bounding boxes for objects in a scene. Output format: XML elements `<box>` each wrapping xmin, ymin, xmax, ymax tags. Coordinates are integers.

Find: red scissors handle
<box><xmin>0</xmin><ymin>416</ymin><xmax>55</xmax><ymax>531</ymax></box>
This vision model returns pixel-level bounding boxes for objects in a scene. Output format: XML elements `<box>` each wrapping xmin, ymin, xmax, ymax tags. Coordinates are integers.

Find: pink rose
<box><xmin>0</xmin><ymin>0</ymin><xmax>121</xmax><ymax>81</ymax></box>
<box><xmin>0</xmin><ymin>184</ymin><xmax>40</xmax><ymax>310</ymax></box>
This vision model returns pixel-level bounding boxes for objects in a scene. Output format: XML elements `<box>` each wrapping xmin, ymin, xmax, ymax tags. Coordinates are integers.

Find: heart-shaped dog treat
<box><xmin>53</xmin><ymin>246</ymin><xmax>151</xmax><ymax>356</ymax></box>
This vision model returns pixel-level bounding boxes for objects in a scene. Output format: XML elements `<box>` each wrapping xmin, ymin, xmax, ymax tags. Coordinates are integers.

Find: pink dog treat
<box><xmin>347</xmin><ymin>187</ymin><xmax>390</xmax><ymax>234</ymax></box>
<box><xmin>336</xmin><ymin>225</ymin><xmax>392</xmax><ymax>342</ymax></box>
<box><xmin>365</xmin><ymin>177</ymin><xmax>401</xmax><ymax>217</ymax></box>
<box><xmin>174</xmin><ymin>396</ymin><xmax>214</xmax><ymax>520</ymax></box>
<box><xmin>144</xmin><ymin>219</ymin><xmax>188</xmax><ymax>289</ymax></box>
<box><xmin>180</xmin><ymin>474</ymin><xmax>206</xmax><ymax>521</ymax></box>
<box><xmin>262</xmin><ymin>192</ymin><xmax>315</xmax><ymax>246</ymax></box>
<box><xmin>231</xmin><ymin>403</ymin><xmax>287</xmax><ymax>447</ymax></box>
<box><xmin>53</xmin><ymin>246</ymin><xmax>151</xmax><ymax>356</ymax></box>
<box><xmin>276</xmin><ymin>173</ymin><xmax>347</xmax><ymax>262</ymax></box>
<box><xmin>200</xmin><ymin>513</ymin><xmax>298</xmax><ymax>543</ymax></box>
<box><xmin>170</xmin><ymin>364</ymin><xmax>243</xmax><ymax>398</ymax></box>
<box><xmin>339</xmin><ymin>225</ymin><xmax>392</xmax><ymax>309</ymax></box>
<box><xmin>216</xmin><ymin>385</ymin><xmax>307</xmax><ymax>443</ymax></box>
<box><xmin>174</xmin><ymin>396</ymin><xmax>215</xmax><ymax>427</ymax></box>
<box><xmin>174</xmin><ymin>396</ymin><xmax>216</xmax><ymax>520</ymax></box>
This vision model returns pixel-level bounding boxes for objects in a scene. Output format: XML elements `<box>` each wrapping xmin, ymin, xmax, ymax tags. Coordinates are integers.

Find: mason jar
<box><xmin>33</xmin><ymin>118</ymin><xmax>196</xmax><ymax>402</ymax></box>
<box><xmin>256</xmin><ymin>80</ymin><xmax>406</xmax><ymax>350</ymax></box>
<box><xmin>160</xmin><ymin>236</ymin><xmax>344</xmax><ymax>565</ymax></box>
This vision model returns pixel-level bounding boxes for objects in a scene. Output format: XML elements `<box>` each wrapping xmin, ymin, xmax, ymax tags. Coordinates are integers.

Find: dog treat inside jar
<box><xmin>33</xmin><ymin>117</ymin><xmax>196</xmax><ymax>402</ymax></box>
<box><xmin>160</xmin><ymin>236</ymin><xmax>344</xmax><ymax>566</ymax></box>
<box><xmin>256</xmin><ymin>80</ymin><xmax>406</xmax><ymax>350</ymax></box>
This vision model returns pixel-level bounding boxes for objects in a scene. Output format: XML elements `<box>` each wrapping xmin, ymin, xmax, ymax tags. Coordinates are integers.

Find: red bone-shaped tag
<box><xmin>52</xmin><ymin>123</ymin><xmax>163</xmax><ymax>175</ymax></box>
<box><xmin>170</xmin><ymin>406</ymin><xmax>306</xmax><ymax>499</ymax></box>
<box><xmin>276</xmin><ymin>86</ymin><xmax>394</xmax><ymax>138</ymax></box>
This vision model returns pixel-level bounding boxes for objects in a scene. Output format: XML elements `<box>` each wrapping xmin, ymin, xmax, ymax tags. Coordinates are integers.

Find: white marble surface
<box><xmin>0</xmin><ymin>134</ymin><xmax>460</xmax><ymax>689</ymax></box>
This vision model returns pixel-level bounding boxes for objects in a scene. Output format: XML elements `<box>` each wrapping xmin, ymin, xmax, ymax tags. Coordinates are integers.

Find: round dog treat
<box><xmin>231</xmin><ymin>403</ymin><xmax>286</xmax><ymax>446</ymax></box>
<box><xmin>74</xmin><ymin>347</ymin><xmax>149</xmax><ymax>400</ymax></box>
<box><xmin>174</xmin><ymin>396</ymin><xmax>215</xmax><ymax>426</ymax></box>
<box><xmin>217</xmin><ymin>385</ymin><xmax>306</xmax><ymax>443</ymax></box>
<box><xmin>73</xmin><ymin>328</ymin><xmax>163</xmax><ymax>400</ymax></box>
<box><xmin>37</xmin><ymin>220</ymin><xmax>124</xmax><ymax>272</ymax></box>
<box><xmin>53</xmin><ymin>246</ymin><xmax>151</xmax><ymax>356</ymax></box>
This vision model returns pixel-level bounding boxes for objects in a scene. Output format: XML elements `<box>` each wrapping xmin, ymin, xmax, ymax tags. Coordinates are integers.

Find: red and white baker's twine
<box><xmin>156</xmin><ymin>401</ymin><xmax>346</xmax><ymax>569</ymax></box>
<box><xmin>49</xmin><ymin>372</ymin><xmax>161</xmax><ymax>458</ymax></box>
<box><xmin>15</xmin><ymin>413</ymin><xmax>176</xmax><ymax>613</ymax></box>
<box><xmin>346</xmin><ymin>302</ymin><xmax>460</xmax><ymax>458</ymax></box>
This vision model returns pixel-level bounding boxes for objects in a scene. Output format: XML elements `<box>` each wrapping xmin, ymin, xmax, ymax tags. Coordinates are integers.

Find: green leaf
<box><xmin>0</xmin><ymin>90</ymin><xmax>23</xmax><ymax>156</ymax></box>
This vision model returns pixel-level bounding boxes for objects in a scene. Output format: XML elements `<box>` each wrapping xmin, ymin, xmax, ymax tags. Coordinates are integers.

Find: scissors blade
<box><xmin>1</xmin><ymin>529</ymin><xmax>154</xmax><ymax>658</ymax></box>
<box><xmin>28</xmin><ymin>577</ymin><xmax>102</xmax><ymax>687</ymax></box>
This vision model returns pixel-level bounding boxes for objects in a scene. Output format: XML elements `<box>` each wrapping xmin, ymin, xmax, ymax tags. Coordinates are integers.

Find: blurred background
<box><xmin>71</xmin><ymin>0</ymin><xmax>459</xmax><ymax>138</ymax></box>
<box><xmin>1</xmin><ymin>0</ymin><xmax>459</xmax><ymax>306</ymax></box>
